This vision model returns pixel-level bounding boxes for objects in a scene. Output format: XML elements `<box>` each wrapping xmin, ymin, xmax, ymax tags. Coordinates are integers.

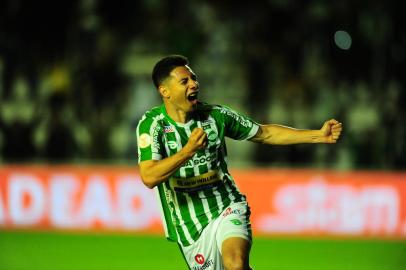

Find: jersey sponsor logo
<box><xmin>194</xmin><ymin>254</ymin><xmax>205</xmax><ymax>265</ymax></box>
<box><xmin>164</xmin><ymin>125</ymin><xmax>174</xmax><ymax>133</ymax></box>
<box><xmin>170</xmin><ymin>170</ymin><xmax>220</xmax><ymax>193</ymax></box>
<box><xmin>168</xmin><ymin>141</ymin><xmax>178</xmax><ymax>150</ymax></box>
<box><xmin>183</xmin><ymin>152</ymin><xmax>218</xmax><ymax>168</ymax></box>
<box><xmin>138</xmin><ymin>133</ymin><xmax>151</xmax><ymax>148</ymax></box>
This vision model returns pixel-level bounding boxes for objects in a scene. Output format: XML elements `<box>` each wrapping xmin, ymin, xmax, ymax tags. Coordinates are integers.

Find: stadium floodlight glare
<box><xmin>334</xmin><ymin>30</ymin><xmax>352</xmax><ymax>50</ymax></box>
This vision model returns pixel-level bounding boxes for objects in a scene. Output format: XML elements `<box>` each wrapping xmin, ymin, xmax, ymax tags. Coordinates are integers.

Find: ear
<box><xmin>159</xmin><ymin>85</ymin><xmax>170</xmax><ymax>98</ymax></box>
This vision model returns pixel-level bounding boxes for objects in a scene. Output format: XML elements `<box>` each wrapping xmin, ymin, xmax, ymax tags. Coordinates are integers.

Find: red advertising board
<box><xmin>0</xmin><ymin>165</ymin><xmax>162</xmax><ymax>232</ymax></box>
<box><xmin>1</xmin><ymin>166</ymin><xmax>406</xmax><ymax>238</ymax></box>
<box><xmin>234</xmin><ymin>169</ymin><xmax>406</xmax><ymax>238</ymax></box>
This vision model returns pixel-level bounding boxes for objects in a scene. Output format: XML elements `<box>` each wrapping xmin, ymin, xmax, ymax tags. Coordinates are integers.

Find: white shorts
<box><xmin>179</xmin><ymin>202</ymin><xmax>252</xmax><ymax>270</ymax></box>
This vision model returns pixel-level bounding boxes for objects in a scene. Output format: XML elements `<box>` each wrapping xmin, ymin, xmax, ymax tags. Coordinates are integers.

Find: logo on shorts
<box><xmin>230</xmin><ymin>219</ymin><xmax>243</xmax><ymax>226</ymax></box>
<box><xmin>223</xmin><ymin>207</ymin><xmax>242</xmax><ymax>218</ymax></box>
<box><xmin>195</xmin><ymin>254</ymin><xmax>205</xmax><ymax>265</ymax></box>
<box><xmin>193</xmin><ymin>254</ymin><xmax>214</xmax><ymax>270</ymax></box>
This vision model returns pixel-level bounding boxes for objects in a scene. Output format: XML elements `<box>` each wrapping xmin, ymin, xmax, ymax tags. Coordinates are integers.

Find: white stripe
<box><xmin>224</xmin><ymin>172</ymin><xmax>245</xmax><ymax>199</ymax></box>
<box><xmin>137</xmin><ymin>114</ymin><xmax>164</xmax><ymax>162</ymax></box>
<box><xmin>187</xmin><ymin>123</ymin><xmax>203</xmax><ymax>176</ymax></box>
<box><xmin>218</xmin><ymin>139</ymin><xmax>236</xmax><ymax>203</ymax></box>
<box><xmin>156</xmin><ymin>116</ymin><xmax>193</xmax><ymax>244</ymax></box>
<box><xmin>245</xmin><ymin>123</ymin><xmax>260</xmax><ymax>140</ymax></box>
<box><xmin>207</xmin><ymin>115</ymin><xmax>220</xmax><ymax>145</ymax></box>
<box><xmin>203</xmin><ymin>130</ymin><xmax>225</xmax><ymax>212</ymax></box>
<box><xmin>196</xmin><ymin>120</ymin><xmax>215</xmax><ymax>221</ymax></box>
<box><xmin>184</xmin><ymin>124</ymin><xmax>203</xmax><ymax>232</ymax></box>
<box><xmin>212</xmin><ymin>188</ymin><xmax>224</xmax><ymax>210</ymax></box>
<box><xmin>162</xmin><ymin>131</ymin><xmax>171</xmax><ymax>157</ymax></box>
<box><xmin>223</xmin><ymin>176</ymin><xmax>236</xmax><ymax>202</ymax></box>
<box><xmin>155</xmin><ymin>114</ymin><xmax>171</xmax><ymax>157</ymax></box>
<box><xmin>152</xmin><ymin>114</ymin><xmax>184</xmax><ymax>242</ymax></box>
<box><xmin>161</xmin><ymin>185</ymin><xmax>184</xmax><ymax>242</ymax></box>
<box><xmin>148</xmin><ymin>115</ymin><xmax>163</xmax><ymax>159</ymax></box>
<box><xmin>172</xmin><ymin>190</ymin><xmax>194</xmax><ymax>244</ymax></box>
<box><xmin>152</xmin><ymin>153</ymin><xmax>162</xmax><ymax>160</ymax></box>
<box><xmin>198</xmin><ymin>190</ymin><xmax>212</xmax><ymax>221</ymax></box>
<box><xmin>136</xmin><ymin>115</ymin><xmax>147</xmax><ymax>163</ymax></box>
<box><xmin>173</xmin><ymin>125</ymin><xmax>194</xmax><ymax>244</ymax></box>
<box><xmin>204</xmin><ymin>116</ymin><xmax>230</xmax><ymax>211</ymax></box>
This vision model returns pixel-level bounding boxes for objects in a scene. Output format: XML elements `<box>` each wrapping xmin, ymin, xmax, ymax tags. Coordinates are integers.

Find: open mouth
<box><xmin>187</xmin><ymin>92</ymin><xmax>199</xmax><ymax>103</ymax></box>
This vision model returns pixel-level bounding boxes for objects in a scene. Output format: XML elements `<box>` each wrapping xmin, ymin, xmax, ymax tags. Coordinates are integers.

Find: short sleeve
<box><xmin>136</xmin><ymin>117</ymin><xmax>164</xmax><ymax>163</ymax></box>
<box><xmin>218</xmin><ymin>106</ymin><xmax>259</xmax><ymax>140</ymax></box>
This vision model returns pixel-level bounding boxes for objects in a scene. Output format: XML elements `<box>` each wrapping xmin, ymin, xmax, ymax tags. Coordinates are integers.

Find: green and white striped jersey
<box><xmin>136</xmin><ymin>102</ymin><xmax>259</xmax><ymax>246</ymax></box>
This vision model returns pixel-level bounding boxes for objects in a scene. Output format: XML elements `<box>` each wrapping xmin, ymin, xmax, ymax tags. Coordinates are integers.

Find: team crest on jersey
<box><xmin>202</xmin><ymin>128</ymin><xmax>217</xmax><ymax>144</ymax></box>
<box><xmin>207</xmin><ymin>130</ymin><xmax>217</xmax><ymax>142</ymax></box>
<box><xmin>164</xmin><ymin>125</ymin><xmax>174</xmax><ymax>133</ymax></box>
<box><xmin>200</xmin><ymin>121</ymin><xmax>217</xmax><ymax>144</ymax></box>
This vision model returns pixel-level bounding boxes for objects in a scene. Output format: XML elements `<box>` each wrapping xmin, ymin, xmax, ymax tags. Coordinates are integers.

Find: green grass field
<box><xmin>1</xmin><ymin>231</ymin><xmax>405</xmax><ymax>270</ymax></box>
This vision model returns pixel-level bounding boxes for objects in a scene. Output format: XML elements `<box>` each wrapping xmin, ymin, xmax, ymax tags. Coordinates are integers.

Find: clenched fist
<box><xmin>183</xmin><ymin>128</ymin><xmax>208</xmax><ymax>155</ymax></box>
<box><xmin>320</xmin><ymin>119</ymin><xmax>343</xmax><ymax>143</ymax></box>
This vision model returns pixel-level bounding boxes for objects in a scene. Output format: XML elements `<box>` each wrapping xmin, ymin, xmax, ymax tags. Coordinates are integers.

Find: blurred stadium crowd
<box><xmin>0</xmin><ymin>0</ymin><xmax>404</xmax><ymax>169</ymax></box>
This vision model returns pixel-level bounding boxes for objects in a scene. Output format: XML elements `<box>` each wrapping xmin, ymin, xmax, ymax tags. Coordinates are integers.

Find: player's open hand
<box><xmin>320</xmin><ymin>119</ymin><xmax>343</xmax><ymax>143</ymax></box>
<box><xmin>184</xmin><ymin>127</ymin><xmax>208</xmax><ymax>154</ymax></box>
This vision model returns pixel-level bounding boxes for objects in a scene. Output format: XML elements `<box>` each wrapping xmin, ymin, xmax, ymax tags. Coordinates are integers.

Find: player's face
<box><xmin>163</xmin><ymin>65</ymin><xmax>200</xmax><ymax>113</ymax></box>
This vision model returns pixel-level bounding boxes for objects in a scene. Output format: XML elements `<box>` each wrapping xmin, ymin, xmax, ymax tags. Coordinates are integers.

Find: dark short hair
<box><xmin>152</xmin><ymin>55</ymin><xmax>189</xmax><ymax>88</ymax></box>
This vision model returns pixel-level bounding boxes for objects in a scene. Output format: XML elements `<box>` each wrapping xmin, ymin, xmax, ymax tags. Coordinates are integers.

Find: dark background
<box><xmin>0</xmin><ymin>0</ymin><xmax>404</xmax><ymax>170</ymax></box>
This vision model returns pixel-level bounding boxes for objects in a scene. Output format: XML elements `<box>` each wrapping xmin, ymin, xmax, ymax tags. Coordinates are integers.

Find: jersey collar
<box><xmin>160</xmin><ymin>104</ymin><xmax>197</xmax><ymax>128</ymax></box>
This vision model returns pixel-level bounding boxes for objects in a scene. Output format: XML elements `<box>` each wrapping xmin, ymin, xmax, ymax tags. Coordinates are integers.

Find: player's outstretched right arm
<box><xmin>139</xmin><ymin>128</ymin><xmax>207</xmax><ymax>189</ymax></box>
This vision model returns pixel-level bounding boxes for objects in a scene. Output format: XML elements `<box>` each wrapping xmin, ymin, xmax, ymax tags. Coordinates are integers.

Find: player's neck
<box><xmin>164</xmin><ymin>104</ymin><xmax>192</xmax><ymax>124</ymax></box>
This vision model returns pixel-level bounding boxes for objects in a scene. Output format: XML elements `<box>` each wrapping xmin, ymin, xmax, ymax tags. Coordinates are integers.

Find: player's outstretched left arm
<box><xmin>250</xmin><ymin>119</ymin><xmax>343</xmax><ymax>145</ymax></box>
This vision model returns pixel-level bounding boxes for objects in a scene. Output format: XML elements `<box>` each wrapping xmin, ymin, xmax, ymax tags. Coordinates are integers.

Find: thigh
<box><xmin>221</xmin><ymin>237</ymin><xmax>251</xmax><ymax>269</ymax></box>
<box><xmin>216</xmin><ymin>202</ymin><xmax>252</xmax><ymax>269</ymax></box>
<box><xmin>216</xmin><ymin>202</ymin><xmax>252</xmax><ymax>250</ymax></box>
<box><xmin>180</xmin><ymin>202</ymin><xmax>252</xmax><ymax>270</ymax></box>
<box><xmin>180</xmin><ymin>219</ymin><xmax>224</xmax><ymax>270</ymax></box>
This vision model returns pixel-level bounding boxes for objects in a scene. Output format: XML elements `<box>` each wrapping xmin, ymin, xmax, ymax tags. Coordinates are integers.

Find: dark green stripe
<box><xmin>157</xmin><ymin>184</ymin><xmax>177</xmax><ymax>242</ymax></box>
<box><xmin>216</xmin><ymin>182</ymin><xmax>231</xmax><ymax>210</ymax></box>
<box><xmin>191</xmin><ymin>193</ymin><xmax>209</xmax><ymax>231</ymax></box>
<box><xmin>203</xmin><ymin>188</ymin><xmax>219</xmax><ymax>217</ymax></box>
<box><xmin>224</xmin><ymin>176</ymin><xmax>244</xmax><ymax>203</ymax></box>
<box><xmin>164</xmin><ymin>182</ymin><xmax>189</xmax><ymax>246</ymax></box>
<box><xmin>198</xmin><ymin>164</ymin><xmax>208</xmax><ymax>175</ymax></box>
<box><xmin>184</xmin><ymin>167</ymin><xmax>195</xmax><ymax>179</ymax></box>
<box><xmin>245</xmin><ymin>204</ymin><xmax>253</xmax><ymax>240</ymax></box>
<box><xmin>176</xmin><ymin>192</ymin><xmax>200</xmax><ymax>242</ymax></box>
<box><xmin>175</xmin><ymin>125</ymin><xmax>189</xmax><ymax>146</ymax></box>
<box><xmin>189</xmin><ymin>121</ymin><xmax>198</xmax><ymax>132</ymax></box>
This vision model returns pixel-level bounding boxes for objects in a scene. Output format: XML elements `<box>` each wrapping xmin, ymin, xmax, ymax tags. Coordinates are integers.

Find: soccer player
<box><xmin>137</xmin><ymin>55</ymin><xmax>342</xmax><ymax>270</ymax></box>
